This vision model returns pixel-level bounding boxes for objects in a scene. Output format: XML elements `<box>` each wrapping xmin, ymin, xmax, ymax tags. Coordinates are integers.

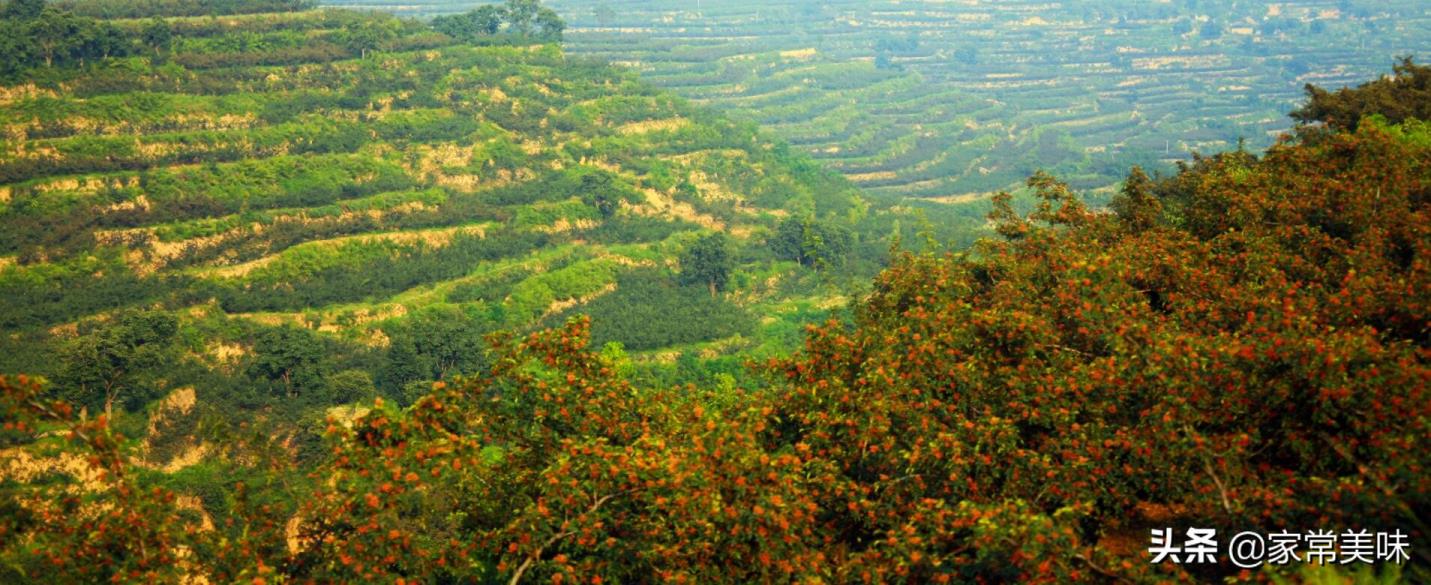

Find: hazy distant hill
<box><xmin>327</xmin><ymin>0</ymin><xmax>1430</xmax><ymax>201</ymax></box>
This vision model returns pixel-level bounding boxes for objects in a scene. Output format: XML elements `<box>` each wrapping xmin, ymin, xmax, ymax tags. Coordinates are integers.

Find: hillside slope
<box><xmin>330</xmin><ymin>0</ymin><xmax>1431</xmax><ymax>202</ymax></box>
<box><xmin>0</xmin><ymin>5</ymin><xmax>886</xmax><ymax>424</ymax></box>
<box><xmin>1</xmin><ymin>59</ymin><xmax>1426</xmax><ymax>584</ymax></box>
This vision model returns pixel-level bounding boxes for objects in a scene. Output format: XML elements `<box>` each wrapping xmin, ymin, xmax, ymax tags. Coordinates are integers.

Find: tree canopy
<box><xmin>3</xmin><ymin>63</ymin><xmax>1428</xmax><ymax>582</ymax></box>
<box><xmin>0</xmin><ymin>4</ymin><xmax>1425</xmax><ymax>581</ymax></box>
<box><xmin>1291</xmin><ymin>56</ymin><xmax>1431</xmax><ymax>130</ymax></box>
<box><xmin>679</xmin><ymin>232</ymin><xmax>733</xmax><ymax>296</ymax></box>
<box><xmin>54</xmin><ymin>310</ymin><xmax>179</xmax><ymax>416</ymax></box>
<box><xmin>431</xmin><ymin>0</ymin><xmax>566</xmax><ymax>43</ymax></box>
<box><xmin>771</xmin><ymin>216</ymin><xmax>854</xmax><ymax>270</ymax></box>
<box><xmin>0</xmin><ymin>5</ymin><xmax>139</xmax><ymax>79</ymax></box>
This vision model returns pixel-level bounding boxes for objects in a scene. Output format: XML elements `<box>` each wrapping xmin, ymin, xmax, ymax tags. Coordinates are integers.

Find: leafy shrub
<box><xmin>556</xmin><ymin>269</ymin><xmax>755</xmax><ymax>351</ymax></box>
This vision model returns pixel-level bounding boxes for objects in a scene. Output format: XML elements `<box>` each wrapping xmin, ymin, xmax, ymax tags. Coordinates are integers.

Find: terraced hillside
<box><xmin>0</xmin><ymin>6</ymin><xmax>884</xmax><ymax>425</ymax></box>
<box><xmin>328</xmin><ymin>0</ymin><xmax>1430</xmax><ymax>200</ymax></box>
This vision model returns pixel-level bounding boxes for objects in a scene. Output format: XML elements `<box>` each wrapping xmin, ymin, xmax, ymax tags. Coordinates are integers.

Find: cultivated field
<box><xmin>327</xmin><ymin>0</ymin><xmax>1431</xmax><ymax>199</ymax></box>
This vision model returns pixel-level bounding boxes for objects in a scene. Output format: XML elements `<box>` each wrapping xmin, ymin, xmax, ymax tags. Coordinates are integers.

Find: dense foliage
<box><xmin>554</xmin><ymin>269</ymin><xmax>755</xmax><ymax>351</ymax></box>
<box><xmin>678</xmin><ymin>232</ymin><xmax>732</xmax><ymax>296</ymax></box>
<box><xmin>0</xmin><ymin>0</ymin><xmax>879</xmax><ymax>404</ymax></box>
<box><xmin>3</xmin><ymin>57</ymin><xmax>1428</xmax><ymax>583</ymax></box>
<box><xmin>0</xmin><ymin>9</ymin><xmax>894</xmax><ymax>564</ymax></box>
<box><xmin>771</xmin><ymin>216</ymin><xmax>855</xmax><ymax>269</ymax></box>
<box><xmin>1292</xmin><ymin>57</ymin><xmax>1431</xmax><ymax>130</ymax></box>
<box><xmin>0</xmin><ymin>3</ymin><xmax>139</xmax><ymax>81</ymax></box>
<box><xmin>52</xmin><ymin>0</ymin><xmax>315</xmax><ymax>19</ymax></box>
<box><xmin>431</xmin><ymin>0</ymin><xmax>565</xmax><ymax>43</ymax></box>
<box><xmin>54</xmin><ymin>310</ymin><xmax>181</xmax><ymax>415</ymax></box>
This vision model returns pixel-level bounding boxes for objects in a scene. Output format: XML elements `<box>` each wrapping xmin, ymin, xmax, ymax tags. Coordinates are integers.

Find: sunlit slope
<box><xmin>0</xmin><ymin>8</ymin><xmax>868</xmax><ymax>371</ymax></box>
<box><xmin>328</xmin><ymin>0</ymin><xmax>1431</xmax><ymax>200</ymax></box>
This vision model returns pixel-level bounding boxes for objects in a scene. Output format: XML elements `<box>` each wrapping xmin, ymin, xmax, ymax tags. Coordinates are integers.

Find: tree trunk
<box><xmin>104</xmin><ymin>382</ymin><xmax>117</xmax><ymax>420</ymax></box>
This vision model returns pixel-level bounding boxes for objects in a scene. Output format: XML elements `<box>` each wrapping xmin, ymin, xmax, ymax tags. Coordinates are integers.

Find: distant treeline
<box><xmin>0</xmin><ymin>0</ymin><xmax>319</xmax><ymax>82</ymax></box>
<box><xmin>50</xmin><ymin>0</ymin><xmax>315</xmax><ymax>18</ymax></box>
<box><xmin>429</xmin><ymin>0</ymin><xmax>566</xmax><ymax>43</ymax></box>
<box><xmin>0</xmin><ymin>0</ymin><xmax>142</xmax><ymax>80</ymax></box>
<box><xmin>0</xmin><ymin>0</ymin><xmax>322</xmax><ymax>80</ymax></box>
<box><xmin>0</xmin><ymin>0</ymin><xmax>564</xmax><ymax>82</ymax></box>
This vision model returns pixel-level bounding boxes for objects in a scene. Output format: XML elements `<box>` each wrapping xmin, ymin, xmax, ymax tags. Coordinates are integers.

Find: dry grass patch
<box><xmin>616</xmin><ymin>117</ymin><xmax>690</xmax><ymax>135</ymax></box>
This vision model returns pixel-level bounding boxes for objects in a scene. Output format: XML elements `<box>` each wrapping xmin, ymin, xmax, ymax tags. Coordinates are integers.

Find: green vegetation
<box><xmin>0</xmin><ymin>0</ymin><xmax>1427</xmax><ymax>583</ymax></box>
<box><xmin>678</xmin><ymin>232</ymin><xmax>732</xmax><ymax>296</ymax></box>
<box><xmin>553</xmin><ymin>268</ymin><xmax>754</xmax><ymax>351</ymax></box>
<box><xmin>771</xmin><ymin>215</ymin><xmax>855</xmax><ymax>269</ymax></box>
<box><xmin>431</xmin><ymin>0</ymin><xmax>566</xmax><ymax>43</ymax></box>
<box><xmin>55</xmin><ymin>0</ymin><xmax>316</xmax><ymax>18</ymax></box>
<box><xmin>2</xmin><ymin>81</ymin><xmax>1427</xmax><ymax>580</ymax></box>
<box><xmin>54</xmin><ymin>310</ymin><xmax>181</xmax><ymax>416</ymax></box>
<box><xmin>0</xmin><ymin>0</ymin><xmax>891</xmax><ymax>450</ymax></box>
<box><xmin>336</xmin><ymin>0</ymin><xmax>1430</xmax><ymax>211</ymax></box>
<box><xmin>1292</xmin><ymin>56</ymin><xmax>1431</xmax><ymax>130</ymax></box>
<box><xmin>0</xmin><ymin>2</ymin><xmax>139</xmax><ymax>80</ymax></box>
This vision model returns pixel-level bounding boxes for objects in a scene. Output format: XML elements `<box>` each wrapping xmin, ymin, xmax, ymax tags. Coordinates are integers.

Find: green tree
<box><xmin>55</xmin><ymin>311</ymin><xmax>179</xmax><ymax>418</ymax></box>
<box><xmin>343</xmin><ymin>18</ymin><xmax>396</xmax><ymax>59</ymax></box>
<box><xmin>504</xmin><ymin>0</ymin><xmax>540</xmax><ymax>36</ymax></box>
<box><xmin>404</xmin><ymin>305</ymin><xmax>486</xmax><ymax>380</ymax></box>
<box><xmin>680</xmin><ymin>232</ymin><xmax>733</xmax><ymax>297</ymax></box>
<box><xmin>27</xmin><ymin>8</ymin><xmax>82</xmax><ymax>67</ymax></box>
<box><xmin>380</xmin><ymin>306</ymin><xmax>488</xmax><ymax>392</ymax></box>
<box><xmin>431</xmin><ymin>5</ymin><xmax>504</xmax><ymax>40</ymax></box>
<box><xmin>1108</xmin><ymin>165</ymin><xmax>1162</xmax><ymax>232</ymax></box>
<box><xmin>771</xmin><ymin>216</ymin><xmax>808</xmax><ymax>264</ymax></box>
<box><xmin>324</xmin><ymin>369</ymin><xmax>376</xmax><ymax>404</ymax></box>
<box><xmin>141</xmin><ymin>17</ymin><xmax>173</xmax><ymax>55</ymax></box>
<box><xmin>1292</xmin><ymin>56</ymin><xmax>1431</xmax><ymax>130</ymax></box>
<box><xmin>398</xmin><ymin>379</ymin><xmax>435</xmax><ymax>407</ymax></box>
<box><xmin>534</xmin><ymin>6</ymin><xmax>565</xmax><ymax>41</ymax></box>
<box><xmin>579</xmin><ymin>170</ymin><xmax>626</xmax><ymax>217</ymax></box>
<box><xmin>472</xmin><ymin>4</ymin><xmax>504</xmax><ymax>35</ymax></box>
<box><xmin>77</xmin><ymin>21</ymin><xmax>129</xmax><ymax>62</ymax></box>
<box><xmin>380</xmin><ymin>336</ymin><xmax>427</xmax><ymax>398</ymax></box>
<box><xmin>2</xmin><ymin>0</ymin><xmax>45</xmax><ymax>20</ymax></box>
<box><xmin>771</xmin><ymin>216</ymin><xmax>852</xmax><ymax>270</ymax></box>
<box><xmin>247</xmin><ymin>325</ymin><xmax>327</xmax><ymax>399</ymax></box>
<box><xmin>0</xmin><ymin>21</ymin><xmax>34</xmax><ymax>80</ymax></box>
